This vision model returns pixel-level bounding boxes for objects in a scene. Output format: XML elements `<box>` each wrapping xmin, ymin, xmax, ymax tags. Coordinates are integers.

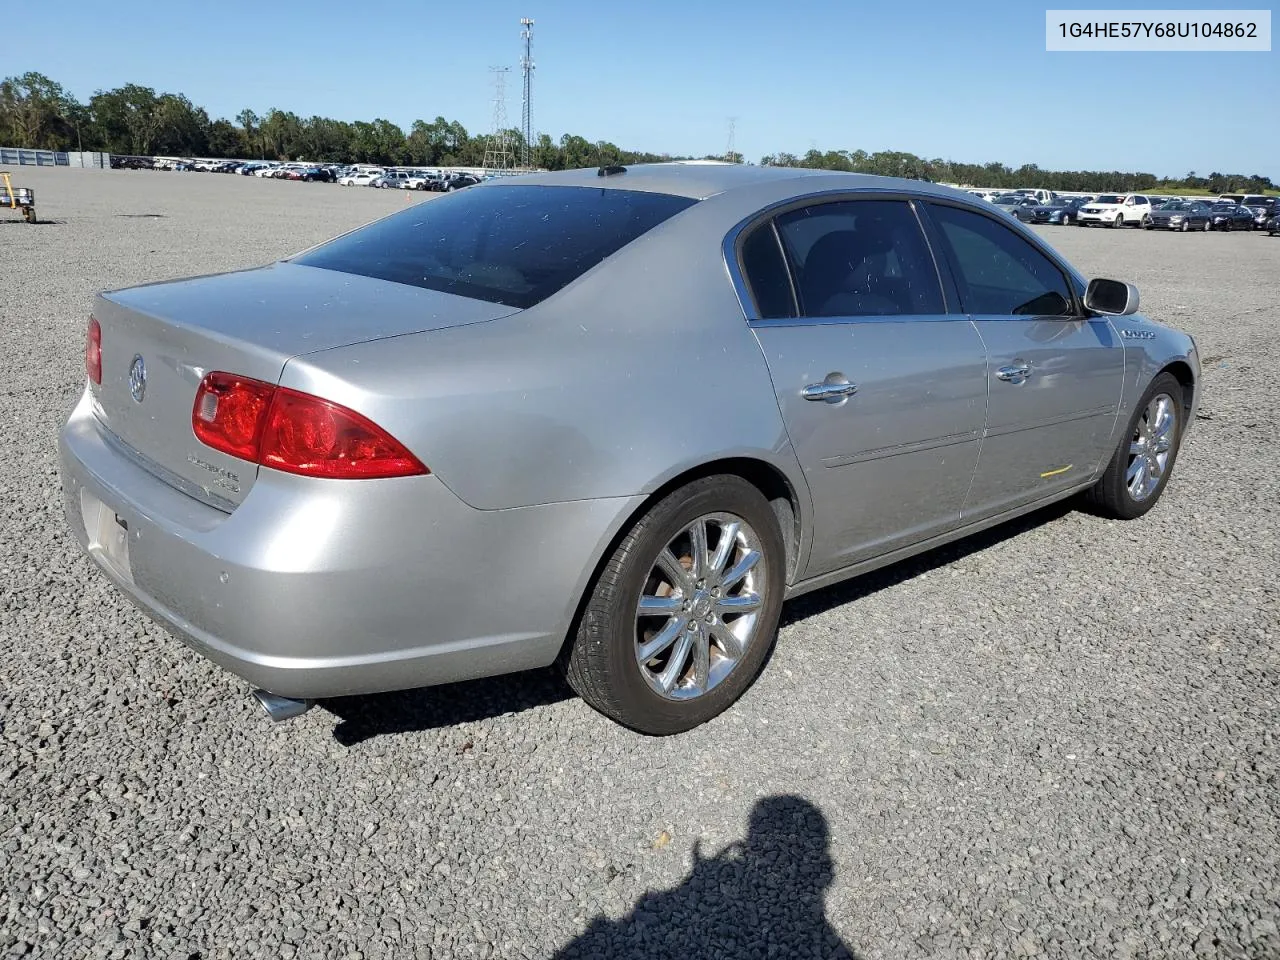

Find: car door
<box><xmin>739</xmin><ymin>198</ymin><xmax>988</xmax><ymax>578</ymax></box>
<box><xmin>922</xmin><ymin>202</ymin><xmax>1125</xmax><ymax>520</ymax></box>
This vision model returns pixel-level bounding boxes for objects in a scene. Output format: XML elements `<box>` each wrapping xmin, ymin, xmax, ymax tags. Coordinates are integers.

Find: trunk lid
<box><xmin>90</xmin><ymin>262</ymin><xmax>518</xmax><ymax>508</ymax></box>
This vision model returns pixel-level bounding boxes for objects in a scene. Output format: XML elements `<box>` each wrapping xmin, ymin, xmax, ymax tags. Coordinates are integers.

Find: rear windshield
<box><xmin>1242</xmin><ymin>196</ymin><xmax>1272</xmax><ymax>206</ymax></box>
<box><xmin>294</xmin><ymin>184</ymin><xmax>696</xmax><ymax>309</ymax></box>
<box><xmin>1095</xmin><ymin>195</ymin><xmax>1123</xmax><ymax>204</ymax></box>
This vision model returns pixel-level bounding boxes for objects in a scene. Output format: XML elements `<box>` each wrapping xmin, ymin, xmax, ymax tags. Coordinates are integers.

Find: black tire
<box><xmin>1204</xmin><ymin>219</ymin><xmax>1211</xmax><ymax>232</ymax></box>
<box><xmin>563</xmin><ymin>475</ymin><xmax>786</xmax><ymax>735</ymax></box>
<box><xmin>1110</xmin><ymin>214</ymin><xmax>1122</xmax><ymax>228</ymax></box>
<box><xmin>1181</xmin><ymin>220</ymin><xmax>1190</xmax><ymax>232</ymax></box>
<box><xmin>1085</xmin><ymin>372</ymin><xmax>1184</xmax><ymax>520</ymax></box>
<box><xmin>1223</xmin><ymin>220</ymin><xmax>1231</xmax><ymax>232</ymax></box>
<box><xmin>1142</xmin><ymin>218</ymin><xmax>1152</xmax><ymax>230</ymax></box>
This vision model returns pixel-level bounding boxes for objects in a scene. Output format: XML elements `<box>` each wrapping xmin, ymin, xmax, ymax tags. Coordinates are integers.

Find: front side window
<box><xmin>926</xmin><ymin>203</ymin><xmax>1073</xmax><ymax>317</ymax></box>
<box><xmin>772</xmin><ymin>200</ymin><xmax>945</xmax><ymax>318</ymax></box>
<box><xmin>294</xmin><ymin>185</ymin><xmax>695</xmax><ymax>309</ymax></box>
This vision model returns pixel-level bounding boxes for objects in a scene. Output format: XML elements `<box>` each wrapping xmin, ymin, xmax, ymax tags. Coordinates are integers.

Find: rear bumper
<box><xmin>59</xmin><ymin>389</ymin><xmax>640</xmax><ymax>698</ymax></box>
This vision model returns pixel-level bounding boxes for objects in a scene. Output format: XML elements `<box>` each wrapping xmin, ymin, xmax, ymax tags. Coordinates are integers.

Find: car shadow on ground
<box><xmin>326</xmin><ymin>500</ymin><xmax>1077</xmax><ymax>745</ymax></box>
<box><xmin>779</xmin><ymin>499</ymin><xmax>1075</xmax><ymax>628</ymax></box>
<box><xmin>323</xmin><ymin>668</ymin><xmax>575</xmax><ymax>746</ymax></box>
<box><xmin>553</xmin><ymin>794</ymin><xmax>863</xmax><ymax>958</ymax></box>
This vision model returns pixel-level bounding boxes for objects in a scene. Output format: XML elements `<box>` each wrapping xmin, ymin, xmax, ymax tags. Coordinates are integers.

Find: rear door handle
<box><xmin>802</xmin><ymin>377</ymin><xmax>858</xmax><ymax>402</ymax></box>
<box><xmin>995</xmin><ymin>362</ymin><xmax>1032</xmax><ymax>383</ymax></box>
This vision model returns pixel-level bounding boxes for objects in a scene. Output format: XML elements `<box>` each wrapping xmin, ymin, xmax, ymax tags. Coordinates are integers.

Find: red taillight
<box><xmin>86</xmin><ymin>317</ymin><xmax>102</xmax><ymax>385</ymax></box>
<box><xmin>191</xmin><ymin>372</ymin><xmax>428</xmax><ymax>480</ymax></box>
<box><xmin>192</xmin><ymin>373</ymin><xmax>275</xmax><ymax>461</ymax></box>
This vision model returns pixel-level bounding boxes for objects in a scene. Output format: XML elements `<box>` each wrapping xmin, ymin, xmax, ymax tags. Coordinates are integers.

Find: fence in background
<box><xmin>0</xmin><ymin>148</ymin><xmax>68</xmax><ymax>166</ymax></box>
<box><xmin>66</xmin><ymin>152</ymin><xmax>110</xmax><ymax>168</ymax></box>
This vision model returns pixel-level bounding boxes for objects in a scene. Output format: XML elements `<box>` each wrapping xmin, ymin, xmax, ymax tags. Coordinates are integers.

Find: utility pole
<box><xmin>520</xmin><ymin>18</ymin><xmax>535</xmax><ymax>170</ymax></box>
<box><xmin>483</xmin><ymin>67</ymin><xmax>514</xmax><ymax>173</ymax></box>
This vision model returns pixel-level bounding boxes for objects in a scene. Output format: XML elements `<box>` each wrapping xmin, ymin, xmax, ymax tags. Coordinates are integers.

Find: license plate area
<box><xmin>80</xmin><ymin>488</ymin><xmax>133</xmax><ymax>583</ymax></box>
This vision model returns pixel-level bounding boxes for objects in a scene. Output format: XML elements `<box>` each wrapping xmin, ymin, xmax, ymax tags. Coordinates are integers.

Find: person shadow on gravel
<box><xmin>553</xmin><ymin>795</ymin><xmax>860</xmax><ymax>959</ymax></box>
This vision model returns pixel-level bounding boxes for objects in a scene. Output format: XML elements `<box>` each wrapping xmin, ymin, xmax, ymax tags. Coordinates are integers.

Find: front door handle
<box><xmin>802</xmin><ymin>377</ymin><xmax>858</xmax><ymax>402</ymax></box>
<box><xmin>995</xmin><ymin>362</ymin><xmax>1033</xmax><ymax>383</ymax></box>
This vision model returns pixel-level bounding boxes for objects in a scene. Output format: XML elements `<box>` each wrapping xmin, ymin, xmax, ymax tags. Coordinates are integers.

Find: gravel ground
<box><xmin>1</xmin><ymin>168</ymin><xmax>1277</xmax><ymax>960</ymax></box>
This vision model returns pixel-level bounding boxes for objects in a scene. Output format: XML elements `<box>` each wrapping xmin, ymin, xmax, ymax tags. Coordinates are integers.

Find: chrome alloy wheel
<box><xmin>1127</xmin><ymin>394</ymin><xmax>1177</xmax><ymax>502</ymax></box>
<box><xmin>634</xmin><ymin>512</ymin><xmax>766</xmax><ymax>701</ymax></box>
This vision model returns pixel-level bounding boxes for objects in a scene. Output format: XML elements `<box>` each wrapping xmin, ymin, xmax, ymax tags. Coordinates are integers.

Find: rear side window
<box><xmin>773</xmin><ymin>200</ymin><xmax>945</xmax><ymax>317</ymax></box>
<box><xmin>926</xmin><ymin>204</ymin><xmax>1073</xmax><ymax>317</ymax></box>
<box><xmin>739</xmin><ymin>224</ymin><xmax>796</xmax><ymax>318</ymax></box>
<box><xmin>295</xmin><ymin>185</ymin><xmax>696</xmax><ymax>309</ymax></box>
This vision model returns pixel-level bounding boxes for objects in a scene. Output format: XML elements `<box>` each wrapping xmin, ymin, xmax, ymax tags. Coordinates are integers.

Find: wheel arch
<box><xmin>1160</xmin><ymin>359</ymin><xmax>1197</xmax><ymax>422</ymax></box>
<box><xmin>553</xmin><ymin>456</ymin><xmax>808</xmax><ymax>669</ymax></box>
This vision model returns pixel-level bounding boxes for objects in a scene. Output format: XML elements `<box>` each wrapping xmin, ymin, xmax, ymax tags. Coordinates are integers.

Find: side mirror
<box><xmin>1084</xmin><ymin>278</ymin><xmax>1140</xmax><ymax>316</ymax></box>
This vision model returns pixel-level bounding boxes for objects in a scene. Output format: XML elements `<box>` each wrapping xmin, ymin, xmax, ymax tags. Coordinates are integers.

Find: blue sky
<box><xmin>15</xmin><ymin>0</ymin><xmax>1278</xmax><ymax>178</ymax></box>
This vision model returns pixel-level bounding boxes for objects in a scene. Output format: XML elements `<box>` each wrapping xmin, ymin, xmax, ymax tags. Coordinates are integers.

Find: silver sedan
<box><xmin>59</xmin><ymin>164</ymin><xmax>1201</xmax><ymax>734</ymax></box>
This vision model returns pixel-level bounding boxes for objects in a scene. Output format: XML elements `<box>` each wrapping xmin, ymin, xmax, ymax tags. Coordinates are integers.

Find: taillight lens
<box><xmin>192</xmin><ymin>372</ymin><xmax>428</xmax><ymax>480</ymax></box>
<box><xmin>86</xmin><ymin>317</ymin><xmax>102</xmax><ymax>385</ymax></box>
<box><xmin>192</xmin><ymin>373</ymin><xmax>275</xmax><ymax>461</ymax></box>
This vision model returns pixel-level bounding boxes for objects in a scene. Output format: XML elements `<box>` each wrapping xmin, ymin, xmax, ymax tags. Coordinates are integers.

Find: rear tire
<box><xmin>1085</xmin><ymin>372</ymin><xmax>1184</xmax><ymax>520</ymax></box>
<box><xmin>563</xmin><ymin>475</ymin><xmax>786</xmax><ymax>735</ymax></box>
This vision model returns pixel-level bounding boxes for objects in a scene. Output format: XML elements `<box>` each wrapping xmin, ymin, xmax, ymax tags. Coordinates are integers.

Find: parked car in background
<box><xmin>443</xmin><ymin>174</ymin><xmax>483</xmax><ymax>191</ymax></box>
<box><xmin>339</xmin><ymin>172</ymin><xmax>381</xmax><ymax>187</ymax></box>
<box><xmin>1240</xmin><ymin>196</ymin><xmax>1276</xmax><ymax>229</ymax></box>
<box><xmin>1014</xmin><ymin>196</ymin><xmax>1088</xmax><ymax>225</ymax></box>
<box><xmin>1207</xmin><ymin>203</ymin><xmax>1255</xmax><ymax>231</ymax></box>
<box><xmin>1014</xmin><ymin>188</ymin><xmax>1057</xmax><ymax>204</ymax></box>
<box><xmin>1078</xmin><ymin>194</ymin><xmax>1152</xmax><ymax>228</ymax></box>
<box><xmin>1144</xmin><ymin>200</ymin><xmax>1213</xmax><ymax>231</ymax></box>
<box><xmin>405</xmin><ymin>171</ymin><xmax>443</xmax><ymax>191</ymax></box>
<box><xmin>59</xmin><ymin>164</ymin><xmax>1200</xmax><ymax>734</ymax></box>
<box><xmin>1217</xmin><ymin>194</ymin><xmax>1245</xmax><ymax>203</ymax></box>
<box><xmin>992</xmin><ymin>194</ymin><xmax>1037</xmax><ymax>217</ymax></box>
<box><xmin>373</xmin><ymin>171</ymin><xmax>413</xmax><ymax>189</ymax></box>
<box><xmin>1267</xmin><ymin>208</ymin><xmax>1279</xmax><ymax>235</ymax></box>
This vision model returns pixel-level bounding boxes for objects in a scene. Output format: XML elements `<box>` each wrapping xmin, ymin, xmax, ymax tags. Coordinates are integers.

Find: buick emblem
<box><xmin>129</xmin><ymin>355</ymin><xmax>147</xmax><ymax>403</ymax></box>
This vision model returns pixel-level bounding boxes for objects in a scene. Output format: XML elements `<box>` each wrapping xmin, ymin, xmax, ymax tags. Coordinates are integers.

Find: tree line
<box><xmin>2</xmin><ymin>71</ymin><xmax>1274</xmax><ymax>194</ymax></box>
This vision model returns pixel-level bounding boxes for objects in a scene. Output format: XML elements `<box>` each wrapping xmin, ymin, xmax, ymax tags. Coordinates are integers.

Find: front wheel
<box><xmin>563</xmin><ymin>475</ymin><xmax>786</xmax><ymax>735</ymax></box>
<box><xmin>1086</xmin><ymin>372</ymin><xmax>1184</xmax><ymax>519</ymax></box>
<box><xmin>1181</xmin><ymin>220</ymin><xmax>1190</xmax><ymax>232</ymax></box>
<box><xmin>1110</xmin><ymin>214</ymin><xmax>1122</xmax><ymax>228</ymax></box>
<box><xmin>1204</xmin><ymin>219</ymin><xmax>1212</xmax><ymax>232</ymax></box>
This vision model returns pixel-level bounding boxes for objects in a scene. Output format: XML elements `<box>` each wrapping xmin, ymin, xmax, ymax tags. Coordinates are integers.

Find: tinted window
<box><xmin>773</xmin><ymin>200</ymin><xmax>944</xmax><ymax>318</ymax></box>
<box><xmin>927</xmin><ymin>204</ymin><xmax>1073</xmax><ymax>317</ymax></box>
<box><xmin>294</xmin><ymin>185</ymin><xmax>696</xmax><ymax>309</ymax></box>
<box><xmin>739</xmin><ymin>224</ymin><xmax>796</xmax><ymax>319</ymax></box>
<box><xmin>1096</xmin><ymin>195</ymin><xmax>1124</xmax><ymax>204</ymax></box>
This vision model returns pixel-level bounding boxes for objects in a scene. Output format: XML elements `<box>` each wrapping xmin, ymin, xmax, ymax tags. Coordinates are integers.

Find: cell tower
<box><xmin>483</xmin><ymin>66</ymin><xmax>514</xmax><ymax>173</ymax></box>
<box><xmin>520</xmin><ymin>18</ymin><xmax>535</xmax><ymax>169</ymax></box>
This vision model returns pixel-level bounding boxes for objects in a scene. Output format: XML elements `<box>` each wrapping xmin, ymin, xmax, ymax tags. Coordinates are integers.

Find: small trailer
<box><xmin>0</xmin><ymin>171</ymin><xmax>37</xmax><ymax>223</ymax></box>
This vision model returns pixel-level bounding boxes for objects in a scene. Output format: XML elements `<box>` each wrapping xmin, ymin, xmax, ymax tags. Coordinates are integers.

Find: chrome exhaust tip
<box><xmin>252</xmin><ymin>690</ymin><xmax>314</xmax><ymax>722</ymax></box>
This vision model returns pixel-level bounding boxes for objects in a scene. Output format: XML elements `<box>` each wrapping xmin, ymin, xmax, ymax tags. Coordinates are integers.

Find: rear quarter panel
<box><xmin>279</xmin><ymin>197</ymin><xmax>809</xmax><ymax>516</ymax></box>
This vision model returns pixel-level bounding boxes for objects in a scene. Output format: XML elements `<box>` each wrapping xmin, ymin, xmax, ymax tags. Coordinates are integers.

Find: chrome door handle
<box><xmin>995</xmin><ymin>362</ymin><xmax>1032</xmax><ymax>382</ymax></box>
<box><xmin>802</xmin><ymin>378</ymin><xmax>858</xmax><ymax>402</ymax></box>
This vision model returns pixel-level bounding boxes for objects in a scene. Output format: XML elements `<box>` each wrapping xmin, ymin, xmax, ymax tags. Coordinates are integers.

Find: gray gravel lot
<box><xmin>1</xmin><ymin>167</ymin><xmax>1277</xmax><ymax>959</ymax></box>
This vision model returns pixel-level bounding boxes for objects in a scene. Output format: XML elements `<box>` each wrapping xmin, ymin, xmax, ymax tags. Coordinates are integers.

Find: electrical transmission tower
<box><xmin>726</xmin><ymin>116</ymin><xmax>739</xmax><ymax>164</ymax></box>
<box><xmin>483</xmin><ymin>66</ymin><xmax>514</xmax><ymax>173</ymax></box>
<box><xmin>520</xmin><ymin>18</ymin><xmax>535</xmax><ymax>169</ymax></box>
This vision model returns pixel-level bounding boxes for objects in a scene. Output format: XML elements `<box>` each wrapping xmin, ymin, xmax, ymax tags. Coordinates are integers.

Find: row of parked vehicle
<box><xmin>232</xmin><ymin>162</ymin><xmax>487</xmax><ymax>191</ymax></box>
<box><xmin>968</xmin><ymin>188</ymin><xmax>1279</xmax><ymax>234</ymax></box>
<box><xmin>112</xmin><ymin>155</ymin><xmax>492</xmax><ymax>192</ymax></box>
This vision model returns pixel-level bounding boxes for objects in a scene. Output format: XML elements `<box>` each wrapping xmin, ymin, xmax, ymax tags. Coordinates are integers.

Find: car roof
<box><xmin>498</xmin><ymin>162</ymin><xmax>966</xmax><ymax>202</ymax></box>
